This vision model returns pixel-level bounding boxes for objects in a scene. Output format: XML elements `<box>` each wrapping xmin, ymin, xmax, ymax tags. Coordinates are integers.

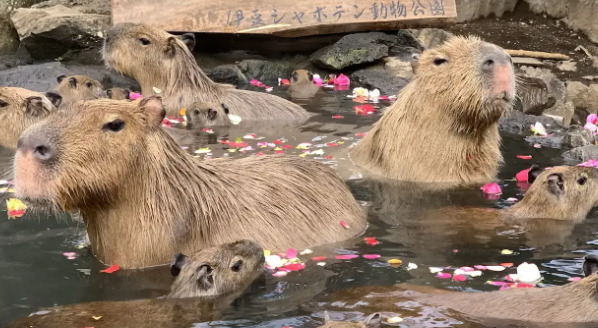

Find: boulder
<box><xmin>524</xmin><ymin>0</ymin><xmax>568</xmax><ymax>18</ymax></box>
<box><xmin>32</xmin><ymin>0</ymin><xmax>110</xmax><ymax>15</ymax></box>
<box><xmin>544</xmin><ymin>101</ymin><xmax>575</xmax><ymax>127</ymax></box>
<box><xmin>514</xmin><ymin>76</ymin><xmax>556</xmax><ymax>115</ymax></box>
<box><xmin>0</xmin><ymin>17</ymin><xmax>19</xmax><ymax>54</ymax></box>
<box><xmin>10</xmin><ymin>5</ymin><xmax>109</xmax><ymax>60</ymax></box>
<box><xmin>206</xmin><ymin>64</ymin><xmax>249</xmax><ymax>88</ymax></box>
<box><xmin>524</xmin><ymin>0</ymin><xmax>598</xmax><ymax>44</ymax></box>
<box><xmin>236</xmin><ymin>59</ymin><xmax>292</xmax><ymax>83</ymax></box>
<box><xmin>455</xmin><ymin>0</ymin><xmax>519</xmax><ymax>22</ymax></box>
<box><xmin>350</xmin><ymin>66</ymin><xmax>410</xmax><ymax>96</ymax></box>
<box><xmin>499</xmin><ymin>110</ymin><xmax>561</xmax><ymax>135</ymax></box>
<box><xmin>310</xmin><ymin>32</ymin><xmax>399</xmax><ymax>70</ymax></box>
<box><xmin>564</xmin><ymin>125</ymin><xmax>597</xmax><ymax>148</ymax></box>
<box><xmin>566</xmin><ymin>81</ymin><xmax>598</xmax><ymax>125</ymax></box>
<box><xmin>563</xmin><ymin>144</ymin><xmax>598</xmax><ymax>163</ymax></box>
<box><xmin>410</xmin><ymin>28</ymin><xmax>454</xmax><ymax>49</ymax></box>
<box><xmin>383</xmin><ymin>57</ymin><xmax>415</xmax><ymax>80</ymax></box>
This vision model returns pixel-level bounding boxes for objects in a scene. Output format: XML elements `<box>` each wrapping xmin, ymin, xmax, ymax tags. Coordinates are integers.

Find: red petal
<box><xmin>273</xmin><ymin>140</ymin><xmax>283</xmax><ymax>145</ymax></box>
<box><xmin>332</xmin><ymin>115</ymin><xmax>344</xmax><ymax>119</ymax></box>
<box><xmin>326</xmin><ymin>143</ymin><xmax>339</xmax><ymax>147</ymax></box>
<box><xmin>325</xmin><ymin>156</ymin><xmax>333</xmax><ymax>160</ymax></box>
<box><xmin>100</xmin><ymin>265</ymin><xmax>120</xmax><ymax>274</ymax></box>
<box><xmin>312</xmin><ymin>256</ymin><xmax>327</xmax><ymax>261</ymax></box>
<box><xmin>516</xmin><ymin>155</ymin><xmax>532</xmax><ymax>160</ymax></box>
<box><xmin>282</xmin><ymin>145</ymin><xmax>293</xmax><ymax>149</ymax></box>
<box><xmin>284</xmin><ymin>263</ymin><xmax>306</xmax><ymax>271</ymax></box>
<box><xmin>516</xmin><ymin>167</ymin><xmax>531</xmax><ymax>182</ymax></box>
<box><xmin>452</xmin><ymin>274</ymin><xmax>467</xmax><ymax>282</ymax></box>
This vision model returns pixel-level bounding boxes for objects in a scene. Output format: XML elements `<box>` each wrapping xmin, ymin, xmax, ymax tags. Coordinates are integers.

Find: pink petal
<box><xmin>284</xmin><ymin>263</ymin><xmax>306</xmax><ymax>271</ymax></box>
<box><xmin>63</xmin><ymin>252</ymin><xmax>76</xmax><ymax>257</ymax></box>
<box><xmin>569</xmin><ymin>277</ymin><xmax>582</xmax><ymax>282</ymax></box>
<box><xmin>486</xmin><ymin>265</ymin><xmax>506</xmax><ymax>272</ymax></box>
<box><xmin>452</xmin><ymin>274</ymin><xmax>467</xmax><ymax>282</ymax></box>
<box><xmin>286</xmin><ymin>248</ymin><xmax>297</xmax><ymax>259</ymax></box>
<box><xmin>436</xmin><ymin>272</ymin><xmax>452</xmax><ymax>279</ymax></box>
<box><xmin>481</xmin><ymin>183</ymin><xmax>502</xmax><ymax>195</ymax></box>
<box><xmin>129</xmin><ymin>92</ymin><xmax>142</xmax><ymax>101</ymax></box>
<box><xmin>335</xmin><ymin>254</ymin><xmax>359</xmax><ymax>260</ymax></box>
<box><xmin>333</xmin><ymin>74</ymin><xmax>350</xmax><ymax>86</ymax></box>
<box><xmin>474</xmin><ymin>265</ymin><xmax>487</xmax><ymax>270</ymax></box>
<box><xmin>487</xmin><ymin>281</ymin><xmax>510</xmax><ymax>287</ymax></box>
<box><xmin>460</xmin><ymin>266</ymin><xmax>475</xmax><ymax>272</ymax></box>
<box><xmin>340</xmin><ymin>220</ymin><xmax>349</xmax><ymax>229</ymax></box>
<box><xmin>363</xmin><ymin>254</ymin><xmax>381</xmax><ymax>259</ymax></box>
<box><xmin>272</xmin><ymin>271</ymin><xmax>288</xmax><ymax>277</ymax></box>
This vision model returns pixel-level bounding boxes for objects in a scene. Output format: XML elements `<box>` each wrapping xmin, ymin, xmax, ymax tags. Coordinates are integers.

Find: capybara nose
<box><xmin>17</xmin><ymin>133</ymin><xmax>56</xmax><ymax>163</ymax></box>
<box><xmin>481</xmin><ymin>50</ymin><xmax>510</xmax><ymax>74</ymax></box>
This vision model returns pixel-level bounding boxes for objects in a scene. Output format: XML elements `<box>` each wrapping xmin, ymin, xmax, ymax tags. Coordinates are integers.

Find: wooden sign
<box><xmin>112</xmin><ymin>0</ymin><xmax>457</xmax><ymax>37</ymax></box>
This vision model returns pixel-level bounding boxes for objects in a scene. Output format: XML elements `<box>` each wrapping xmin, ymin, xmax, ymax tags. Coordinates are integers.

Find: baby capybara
<box><xmin>351</xmin><ymin>36</ymin><xmax>515</xmax><ymax>186</ymax></box>
<box><xmin>106</xmin><ymin>87</ymin><xmax>131</xmax><ymax>100</ymax></box>
<box><xmin>13</xmin><ymin>96</ymin><xmax>366</xmax><ymax>268</ymax></box>
<box><xmin>288</xmin><ymin>69</ymin><xmax>320</xmax><ymax>99</ymax></box>
<box><xmin>103</xmin><ymin>23</ymin><xmax>310</xmax><ymax>120</ymax></box>
<box><xmin>54</xmin><ymin>75</ymin><xmax>105</xmax><ymax>104</ymax></box>
<box><xmin>0</xmin><ymin>87</ymin><xmax>62</xmax><ymax>148</ymax></box>
<box><xmin>185</xmin><ymin>101</ymin><xmax>230</xmax><ymax>128</ymax></box>
<box><xmin>7</xmin><ymin>240</ymin><xmax>265</xmax><ymax>328</ymax></box>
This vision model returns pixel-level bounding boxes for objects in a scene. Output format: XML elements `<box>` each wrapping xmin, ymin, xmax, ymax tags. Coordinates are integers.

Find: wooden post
<box><xmin>112</xmin><ymin>0</ymin><xmax>457</xmax><ymax>37</ymax></box>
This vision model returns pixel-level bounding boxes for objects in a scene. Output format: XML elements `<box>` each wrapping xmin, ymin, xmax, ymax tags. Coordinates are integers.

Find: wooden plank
<box><xmin>112</xmin><ymin>0</ymin><xmax>456</xmax><ymax>37</ymax></box>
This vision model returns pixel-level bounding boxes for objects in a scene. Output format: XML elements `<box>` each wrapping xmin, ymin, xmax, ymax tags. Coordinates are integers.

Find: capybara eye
<box><xmin>86</xmin><ymin>82</ymin><xmax>93</xmax><ymax>88</ymax></box>
<box><xmin>102</xmin><ymin>119</ymin><xmax>125</xmax><ymax>132</ymax></box>
<box><xmin>139</xmin><ymin>37</ymin><xmax>151</xmax><ymax>46</ymax></box>
<box><xmin>231</xmin><ymin>260</ymin><xmax>243</xmax><ymax>272</ymax></box>
<box><xmin>106</xmin><ymin>89</ymin><xmax>112</xmax><ymax>97</ymax></box>
<box><xmin>434</xmin><ymin>58</ymin><xmax>448</xmax><ymax>66</ymax></box>
<box><xmin>578</xmin><ymin>176</ymin><xmax>588</xmax><ymax>186</ymax></box>
<box><xmin>194</xmin><ymin>110</ymin><xmax>200</xmax><ymax>116</ymax></box>
<box><xmin>0</xmin><ymin>99</ymin><xmax>7</xmax><ymax>108</ymax></box>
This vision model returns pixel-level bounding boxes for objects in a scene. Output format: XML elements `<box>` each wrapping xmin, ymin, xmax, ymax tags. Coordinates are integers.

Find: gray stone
<box><xmin>566</xmin><ymin>81</ymin><xmax>598</xmax><ymax>125</ymax></box>
<box><xmin>499</xmin><ymin>110</ymin><xmax>562</xmax><ymax>135</ymax></box>
<box><xmin>455</xmin><ymin>0</ymin><xmax>519</xmax><ymax>22</ymax></box>
<box><xmin>236</xmin><ymin>59</ymin><xmax>293</xmax><ymax>83</ymax></box>
<box><xmin>524</xmin><ymin>0</ymin><xmax>568</xmax><ymax>18</ymax></box>
<box><xmin>567</xmin><ymin>0</ymin><xmax>598</xmax><ymax>44</ymax></box>
<box><xmin>514</xmin><ymin>76</ymin><xmax>556</xmax><ymax>115</ymax></box>
<box><xmin>556</xmin><ymin>60</ymin><xmax>577</xmax><ymax>72</ymax></box>
<box><xmin>10</xmin><ymin>5</ymin><xmax>109</xmax><ymax>60</ymax></box>
<box><xmin>32</xmin><ymin>0</ymin><xmax>110</xmax><ymax>15</ymax></box>
<box><xmin>350</xmin><ymin>66</ymin><xmax>410</xmax><ymax>96</ymax></box>
<box><xmin>410</xmin><ymin>28</ymin><xmax>454</xmax><ymax>49</ymax></box>
<box><xmin>563</xmin><ymin>144</ymin><xmax>598</xmax><ymax>162</ymax></box>
<box><xmin>383</xmin><ymin>57</ymin><xmax>415</xmax><ymax>80</ymax></box>
<box><xmin>544</xmin><ymin>101</ymin><xmax>575</xmax><ymax>127</ymax></box>
<box><xmin>519</xmin><ymin>66</ymin><xmax>566</xmax><ymax>102</ymax></box>
<box><xmin>310</xmin><ymin>32</ymin><xmax>399</xmax><ymax>70</ymax></box>
<box><xmin>206</xmin><ymin>64</ymin><xmax>249</xmax><ymax>88</ymax></box>
<box><xmin>564</xmin><ymin>125</ymin><xmax>597</xmax><ymax>148</ymax></box>
<box><xmin>0</xmin><ymin>17</ymin><xmax>19</xmax><ymax>54</ymax></box>
<box><xmin>525</xmin><ymin>135</ymin><xmax>564</xmax><ymax>148</ymax></box>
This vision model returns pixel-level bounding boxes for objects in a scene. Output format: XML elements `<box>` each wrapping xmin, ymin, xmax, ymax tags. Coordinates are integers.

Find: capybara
<box><xmin>54</xmin><ymin>75</ymin><xmax>105</xmax><ymax>104</ymax></box>
<box><xmin>6</xmin><ymin>240</ymin><xmax>265</xmax><ymax>328</ymax></box>
<box><xmin>350</xmin><ymin>36</ymin><xmax>515</xmax><ymax>186</ymax></box>
<box><xmin>288</xmin><ymin>69</ymin><xmax>320</xmax><ymax>99</ymax></box>
<box><xmin>13</xmin><ymin>96</ymin><xmax>366</xmax><ymax>268</ymax></box>
<box><xmin>0</xmin><ymin>87</ymin><xmax>62</xmax><ymax>148</ymax></box>
<box><xmin>103</xmin><ymin>23</ymin><xmax>310</xmax><ymax>120</ymax></box>
<box><xmin>185</xmin><ymin>101</ymin><xmax>230</xmax><ymax>128</ymax></box>
<box><xmin>318</xmin><ymin>312</ymin><xmax>381</xmax><ymax>328</ymax></box>
<box><xmin>106</xmin><ymin>87</ymin><xmax>131</xmax><ymax>100</ymax></box>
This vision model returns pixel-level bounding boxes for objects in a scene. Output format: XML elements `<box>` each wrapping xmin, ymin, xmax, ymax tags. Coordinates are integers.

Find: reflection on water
<box><xmin>1</xmin><ymin>87</ymin><xmax>598</xmax><ymax>326</ymax></box>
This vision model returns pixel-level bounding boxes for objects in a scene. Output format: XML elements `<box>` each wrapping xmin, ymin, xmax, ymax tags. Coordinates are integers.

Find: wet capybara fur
<box><xmin>318</xmin><ymin>312</ymin><xmax>381</xmax><ymax>328</ymax></box>
<box><xmin>351</xmin><ymin>36</ymin><xmax>515</xmax><ymax>186</ymax></box>
<box><xmin>13</xmin><ymin>97</ymin><xmax>366</xmax><ymax>269</ymax></box>
<box><xmin>54</xmin><ymin>75</ymin><xmax>105</xmax><ymax>104</ymax></box>
<box><xmin>107</xmin><ymin>87</ymin><xmax>131</xmax><ymax>100</ymax></box>
<box><xmin>103</xmin><ymin>23</ymin><xmax>310</xmax><ymax>120</ymax></box>
<box><xmin>288</xmin><ymin>69</ymin><xmax>320</xmax><ymax>99</ymax></box>
<box><xmin>0</xmin><ymin>87</ymin><xmax>62</xmax><ymax>148</ymax></box>
<box><xmin>168</xmin><ymin>240</ymin><xmax>265</xmax><ymax>298</ymax></box>
<box><xmin>186</xmin><ymin>102</ymin><xmax>230</xmax><ymax>128</ymax></box>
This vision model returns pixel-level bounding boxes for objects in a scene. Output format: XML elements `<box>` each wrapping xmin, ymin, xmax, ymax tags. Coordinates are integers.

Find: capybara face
<box><xmin>319</xmin><ymin>312</ymin><xmax>381</xmax><ymax>328</ymax></box>
<box><xmin>103</xmin><ymin>23</ymin><xmax>195</xmax><ymax>80</ymax></box>
<box><xmin>186</xmin><ymin>102</ymin><xmax>230</xmax><ymax>128</ymax></box>
<box><xmin>55</xmin><ymin>75</ymin><xmax>105</xmax><ymax>103</ymax></box>
<box><xmin>291</xmin><ymin>69</ymin><xmax>314</xmax><ymax>84</ymax></box>
<box><xmin>168</xmin><ymin>240</ymin><xmax>265</xmax><ymax>298</ymax></box>
<box><xmin>0</xmin><ymin>87</ymin><xmax>62</xmax><ymax>148</ymax></box>
<box><xmin>13</xmin><ymin>97</ymin><xmax>166</xmax><ymax>209</ymax></box>
<box><xmin>413</xmin><ymin>36</ymin><xmax>515</xmax><ymax>132</ymax></box>
<box><xmin>106</xmin><ymin>87</ymin><xmax>130</xmax><ymax>100</ymax></box>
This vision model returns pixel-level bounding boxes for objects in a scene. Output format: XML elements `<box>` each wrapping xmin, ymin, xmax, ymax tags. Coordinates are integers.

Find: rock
<box><xmin>564</xmin><ymin>125</ymin><xmax>597</xmax><ymax>148</ymax></box>
<box><xmin>383</xmin><ymin>57</ymin><xmax>414</xmax><ymax>80</ymax></box>
<box><xmin>566</xmin><ymin>81</ymin><xmax>598</xmax><ymax>125</ymax></box>
<box><xmin>512</xmin><ymin>57</ymin><xmax>545</xmax><ymax>66</ymax></box>
<box><xmin>206</xmin><ymin>64</ymin><xmax>249</xmax><ymax>88</ymax></box>
<box><xmin>389</xmin><ymin>30</ymin><xmax>423</xmax><ymax>60</ymax></box>
<box><xmin>0</xmin><ymin>47</ymin><xmax>33</xmax><ymax>70</ymax></box>
<box><xmin>351</xmin><ymin>66</ymin><xmax>410</xmax><ymax>96</ymax></box>
<box><xmin>410</xmin><ymin>28</ymin><xmax>454</xmax><ymax>49</ymax></box>
<box><xmin>566</xmin><ymin>0</ymin><xmax>598</xmax><ymax>44</ymax></box>
<box><xmin>0</xmin><ymin>16</ymin><xmax>19</xmax><ymax>54</ymax></box>
<box><xmin>544</xmin><ymin>101</ymin><xmax>575</xmax><ymax>127</ymax></box>
<box><xmin>519</xmin><ymin>66</ymin><xmax>566</xmax><ymax>102</ymax></box>
<box><xmin>524</xmin><ymin>0</ymin><xmax>568</xmax><ymax>18</ymax></box>
<box><xmin>310</xmin><ymin>32</ymin><xmax>399</xmax><ymax>70</ymax></box>
<box><xmin>236</xmin><ymin>59</ymin><xmax>293</xmax><ymax>83</ymax></box>
<box><xmin>455</xmin><ymin>0</ymin><xmax>518</xmax><ymax>22</ymax></box>
<box><xmin>499</xmin><ymin>110</ymin><xmax>561</xmax><ymax>135</ymax></box>
<box><xmin>563</xmin><ymin>144</ymin><xmax>598</xmax><ymax>163</ymax></box>
<box><xmin>10</xmin><ymin>5</ymin><xmax>109</xmax><ymax>60</ymax></box>
<box><xmin>32</xmin><ymin>0</ymin><xmax>110</xmax><ymax>15</ymax></box>
<box><xmin>556</xmin><ymin>60</ymin><xmax>577</xmax><ymax>72</ymax></box>
<box><xmin>525</xmin><ymin>135</ymin><xmax>564</xmax><ymax>148</ymax></box>
<box><xmin>514</xmin><ymin>76</ymin><xmax>556</xmax><ymax>115</ymax></box>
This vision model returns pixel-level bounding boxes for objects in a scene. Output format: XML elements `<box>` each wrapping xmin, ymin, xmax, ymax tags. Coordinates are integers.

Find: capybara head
<box><xmin>318</xmin><ymin>312</ymin><xmax>381</xmax><ymax>328</ymax></box>
<box><xmin>103</xmin><ymin>23</ymin><xmax>196</xmax><ymax>82</ymax></box>
<box><xmin>291</xmin><ymin>69</ymin><xmax>314</xmax><ymax>84</ymax></box>
<box><xmin>167</xmin><ymin>240</ymin><xmax>265</xmax><ymax>298</ymax></box>
<box><xmin>13</xmin><ymin>97</ymin><xmax>166</xmax><ymax>209</ymax></box>
<box><xmin>0</xmin><ymin>87</ymin><xmax>62</xmax><ymax>148</ymax></box>
<box><xmin>512</xmin><ymin>166</ymin><xmax>598</xmax><ymax>221</ymax></box>
<box><xmin>186</xmin><ymin>102</ymin><xmax>230</xmax><ymax>128</ymax></box>
<box><xmin>55</xmin><ymin>75</ymin><xmax>105</xmax><ymax>104</ymax></box>
<box><xmin>106</xmin><ymin>87</ymin><xmax>131</xmax><ymax>100</ymax></box>
<box><xmin>411</xmin><ymin>36</ymin><xmax>515</xmax><ymax>134</ymax></box>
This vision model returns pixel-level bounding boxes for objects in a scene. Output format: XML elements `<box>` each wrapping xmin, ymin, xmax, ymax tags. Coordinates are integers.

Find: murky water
<box><xmin>1</xmin><ymin>86</ymin><xmax>597</xmax><ymax>327</ymax></box>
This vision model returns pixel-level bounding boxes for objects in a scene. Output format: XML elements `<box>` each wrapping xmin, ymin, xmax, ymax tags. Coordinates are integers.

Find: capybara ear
<box><xmin>547</xmin><ymin>173</ymin><xmax>565</xmax><ymax>196</ymax></box>
<box><xmin>196</xmin><ymin>263</ymin><xmax>214</xmax><ymax>290</ymax></box>
<box><xmin>170</xmin><ymin>253</ymin><xmax>187</xmax><ymax>277</ymax></box>
<box><xmin>527</xmin><ymin>164</ymin><xmax>542</xmax><ymax>184</ymax></box>
<box><xmin>25</xmin><ymin>96</ymin><xmax>46</xmax><ymax>117</ymax></box>
<box><xmin>68</xmin><ymin>77</ymin><xmax>77</xmax><ymax>89</ymax></box>
<box><xmin>139</xmin><ymin>96</ymin><xmax>166</xmax><ymax>128</ymax></box>
<box><xmin>291</xmin><ymin>71</ymin><xmax>299</xmax><ymax>82</ymax></box>
<box><xmin>57</xmin><ymin>74</ymin><xmax>67</xmax><ymax>83</ymax></box>
<box><xmin>583</xmin><ymin>254</ymin><xmax>598</xmax><ymax>277</ymax></box>
<box><xmin>363</xmin><ymin>313</ymin><xmax>381</xmax><ymax>327</ymax></box>
<box><xmin>207</xmin><ymin>108</ymin><xmax>217</xmax><ymax>121</ymax></box>
<box><xmin>181</xmin><ymin>33</ymin><xmax>196</xmax><ymax>51</ymax></box>
<box><xmin>221</xmin><ymin>103</ymin><xmax>229</xmax><ymax>115</ymax></box>
<box><xmin>308</xmin><ymin>72</ymin><xmax>314</xmax><ymax>82</ymax></box>
<box><xmin>44</xmin><ymin>91</ymin><xmax>62</xmax><ymax>108</ymax></box>
<box><xmin>411</xmin><ymin>53</ymin><xmax>421</xmax><ymax>74</ymax></box>
<box><xmin>323</xmin><ymin>311</ymin><xmax>331</xmax><ymax>323</ymax></box>
<box><xmin>165</xmin><ymin>36</ymin><xmax>177</xmax><ymax>55</ymax></box>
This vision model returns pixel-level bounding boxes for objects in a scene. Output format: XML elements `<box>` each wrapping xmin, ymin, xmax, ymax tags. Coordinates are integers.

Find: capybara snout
<box><xmin>17</xmin><ymin>129</ymin><xmax>56</xmax><ymax>164</ymax></box>
<box><xmin>479</xmin><ymin>44</ymin><xmax>515</xmax><ymax>101</ymax></box>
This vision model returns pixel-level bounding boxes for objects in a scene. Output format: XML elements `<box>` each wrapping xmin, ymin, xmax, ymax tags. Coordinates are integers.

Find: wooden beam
<box><xmin>112</xmin><ymin>0</ymin><xmax>457</xmax><ymax>37</ymax></box>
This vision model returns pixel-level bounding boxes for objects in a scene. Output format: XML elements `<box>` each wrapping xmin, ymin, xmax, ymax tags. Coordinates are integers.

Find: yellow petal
<box><xmin>179</xmin><ymin>108</ymin><xmax>187</xmax><ymax>116</ymax></box>
<box><xmin>92</xmin><ymin>316</ymin><xmax>102</xmax><ymax>320</ymax></box>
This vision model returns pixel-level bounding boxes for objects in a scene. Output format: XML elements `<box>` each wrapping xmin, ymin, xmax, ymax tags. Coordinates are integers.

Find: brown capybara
<box><xmin>288</xmin><ymin>69</ymin><xmax>320</xmax><ymax>99</ymax></box>
<box><xmin>318</xmin><ymin>312</ymin><xmax>381</xmax><ymax>328</ymax></box>
<box><xmin>350</xmin><ymin>36</ymin><xmax>515</xmax><ymax>186</ymax></box>
<box><xmin>185</xmin><ymin>102</ymin><xmax>230</xmax><ymax>128</ymax></box>
<box><xmin>6</xmin><ymin>240</ymin><xmax>265</xmax><ymax>328</ymax></box>
<box><xmin>0</xmin><ymin>87</ymin><xmax>62</xmax><ymax>148</ymax></box>
<box><xmin>13</xmin><ymin>96</ymin><xmax>366</xmax><ymax>269</ymax></box>
<box><xmin>103</xmin><ymin>23</ymin><xmax>310</xmax><ymax>120</ymax></box>
<box><xmin>54</xmin><ymin>75</ymin><xmax>105</xmax><ymax>104</ymax></box>
<box><xmin>106</xmin><ymin>87</ymin><xmax>131</xmax><ymax>100</ymax></box>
